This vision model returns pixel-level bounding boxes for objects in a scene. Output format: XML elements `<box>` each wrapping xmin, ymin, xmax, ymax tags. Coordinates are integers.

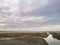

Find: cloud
<box><xmin>0</xmin><ymin>0</ymin><xmax>60</xmax><ymax>31</ymax></box>
<box><xmin>0</xmin><ymin>23</ymin><xmax>6</xmax><ymax>26</ymax></box>
<box><xmin>0</xmin><ymin>24</ymin><xmax>60</xmax><ymax>31</ymax></box>
<box><xmin>20</xmin><ymin>16</ymin><xmax>43</xmax><ymax>22</ymax></box>
<box><xmin>17</xmin><ymin>25</ymin><xmax>60</xmax><ymax>32</ymax></box>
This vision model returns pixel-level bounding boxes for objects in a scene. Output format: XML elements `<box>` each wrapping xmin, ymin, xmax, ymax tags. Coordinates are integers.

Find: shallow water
<box><xmin>44</xmin><ymin>34</ymin><xmax>60</xmax><ymax>45</ymax></box>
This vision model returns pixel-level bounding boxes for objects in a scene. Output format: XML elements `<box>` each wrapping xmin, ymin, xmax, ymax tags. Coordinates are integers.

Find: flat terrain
<box><xmin>0</xmin><ymin>38</ymin><xmax>48</xmax><ymax>45</ymax></box>
<box><xmin>0</xmin><ymin>31</ymin><xmax>60</xmax><ymax>45</ymax></box>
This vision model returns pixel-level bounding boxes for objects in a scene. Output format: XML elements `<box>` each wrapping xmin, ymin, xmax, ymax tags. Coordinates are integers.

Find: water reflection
<box><xmin>45</xmin><ymin>33</ymin><xmax>60</xmax><ymax>45</ymax></box>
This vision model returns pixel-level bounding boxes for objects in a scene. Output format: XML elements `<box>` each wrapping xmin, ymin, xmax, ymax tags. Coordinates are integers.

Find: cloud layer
<box><xmin>0</xmin><ymin>0</ymin><xmax>60</xmax><ymax>31</ymax></box>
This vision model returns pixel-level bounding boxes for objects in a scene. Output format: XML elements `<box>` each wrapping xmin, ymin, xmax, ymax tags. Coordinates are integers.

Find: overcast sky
<box><xmin>0</xmin><ymin>0</ymin><xmax>60</xmax><ymax>31</ymax></box>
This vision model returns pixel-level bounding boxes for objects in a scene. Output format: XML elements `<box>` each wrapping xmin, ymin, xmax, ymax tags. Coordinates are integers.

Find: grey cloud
<box><xmin>26</xmin><ymin>0</ymin><xmax>60</xmax><ymax>27</ymax></box>
<box><xmin>30</xmin><ymin>3</ymin><xmax>60</xmax><ymax>16</ymax></box>
<box><xmin>0</xmin><ymin>0</ymin><xmax>60</xmax><ymax>28</ymax></box>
